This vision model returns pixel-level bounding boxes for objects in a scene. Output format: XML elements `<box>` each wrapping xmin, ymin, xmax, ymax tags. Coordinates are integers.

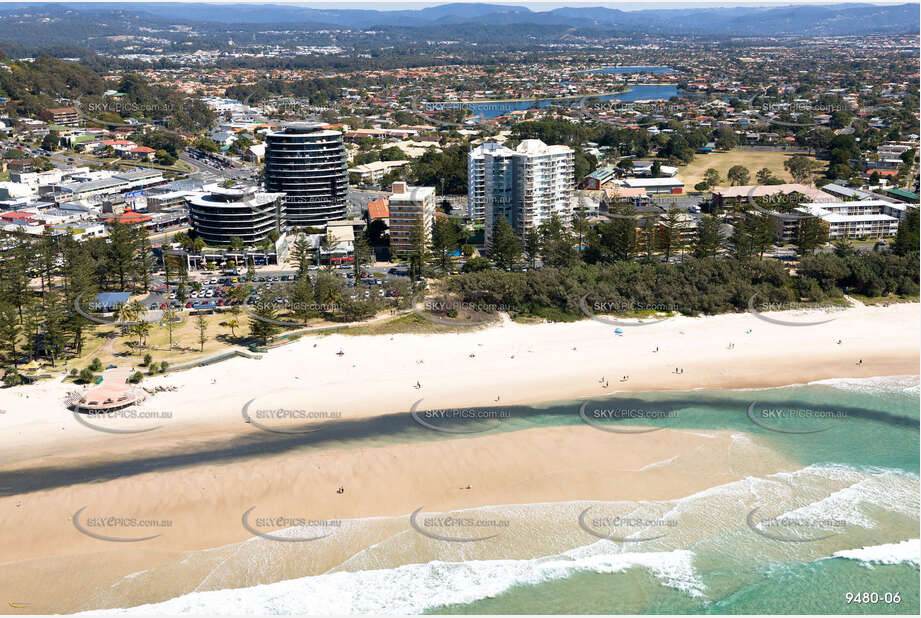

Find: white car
<box><xmin>206</xmin><ymin>290</ymin><xmax>214</xmax><ymax>298</ymax></box>
<box><xmin>209</xmin><ymin>278</ymin><xmax>218</xmax><ymax>284</ymax></box>
<box><xmin>191</xmin><ymin>291</ymin><xmax>199</xmax><ymax>298</ymax></box>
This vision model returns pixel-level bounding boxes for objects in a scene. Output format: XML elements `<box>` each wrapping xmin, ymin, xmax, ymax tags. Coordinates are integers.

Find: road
<box><xmin>179</xmin><ymin>152</ymin><xmax>257</xmax><ymax>182</ymax></box>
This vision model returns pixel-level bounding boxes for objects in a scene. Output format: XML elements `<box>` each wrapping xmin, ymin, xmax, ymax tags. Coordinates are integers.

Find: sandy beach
<box><xmin>0</xmin><ymin>302</ymin><xmax>917</xmax><ymax>613</ymax></box>
<box><xmin>0</xmin><ymin>302</ymin><xmax>917</xmax><ymax>465</ymax></box>
<box><xmin>0</xmin><ymin>423</ymin><xmax>795</xmax><ymax>613</ymax></box>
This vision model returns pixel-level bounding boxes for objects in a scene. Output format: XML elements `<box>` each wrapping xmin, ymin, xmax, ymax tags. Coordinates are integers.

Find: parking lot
<box><xmin>139</xmin><ymin>266</ymin><xmax>412</xmax><ymax>316</ymax></box>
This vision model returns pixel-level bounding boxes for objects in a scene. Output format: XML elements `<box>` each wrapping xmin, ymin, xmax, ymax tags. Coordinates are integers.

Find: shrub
<box><xmin>88</xmin><ymin>358</ymin><xmax>103</xmax><ymax>372</ymax></box>
<box><xmin>142</xmin><ymin>353</ymin><xmax>153</xmax><ymax>366</ymax></box>
<box><xmin>2</xmin><ymin>371</ymin><xmax>24</xmax><ymax>387</ymax></box>
<box><xmin>77</xmin><ymin>368</ymin><xmax>95</xmax><ymax>384</ymax></box>
<box><xmin>159</xmin><ymin>361</ymin><xmax>169</xmax><ymax>373</ymax></box>
<box><xmin>128</xmin><ymin>371</ymin><xmax>144</xmax><ymax>383</ymax></box>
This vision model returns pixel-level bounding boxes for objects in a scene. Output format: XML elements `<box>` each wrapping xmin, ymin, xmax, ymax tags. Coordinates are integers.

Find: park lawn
<box><xmin>66</xmin><ymin>311</ymin><xmax>246</xmax><ymax>373</ymax></box>
<box><xmin>677</xmin><ymin>149</ymin><xmax>827</xmax><ymax>188</ymax></box>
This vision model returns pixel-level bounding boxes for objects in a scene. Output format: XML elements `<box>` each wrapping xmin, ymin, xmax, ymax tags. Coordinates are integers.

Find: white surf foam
<box><xmin>833</xmin><ymin>539</ymin><xmax>920</xmax><ymax>566</ymax></box>
<box><xmin>81</xmin><ymin>548</ymin><xmax>703</xmax><ymax>615</ymax></box>
<box><xmin>807</xmin><ymin>375</ymin><xmax>920</xmax><ymax>394</ymax></box>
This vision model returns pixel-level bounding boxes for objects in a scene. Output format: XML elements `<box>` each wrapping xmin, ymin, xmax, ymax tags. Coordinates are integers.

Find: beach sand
<box><xmin>0</xmin><ymin>302</ymin><xmax>917</xmax><ymax>613</ymax></box>
<box><xmin>0</xmin><ymin>423</ymin><xmax>794</xmax><ymax>613</ymax></box>
<box><xmin>0</xmin><ymin>302</ymin><xmax>916</xmax><ymax>464</ymax></box>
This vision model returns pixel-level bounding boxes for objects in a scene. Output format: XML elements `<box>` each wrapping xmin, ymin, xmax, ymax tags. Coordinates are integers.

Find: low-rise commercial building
<box><xmin>349</xmin><ymin>160</ymin><xmax>409</xmax><ymax>186</ymax></box>
<box><xmin>621</xmin><ymin>177</ymin><xmax>684</xmax><ymax>195</ymax></box>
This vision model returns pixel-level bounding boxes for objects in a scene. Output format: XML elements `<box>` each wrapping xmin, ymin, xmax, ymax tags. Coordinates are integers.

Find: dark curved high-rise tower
<box><xmin>264</xmin><ymin>122</ymin><xmax>348</xmax><ymax>226</ymax></box>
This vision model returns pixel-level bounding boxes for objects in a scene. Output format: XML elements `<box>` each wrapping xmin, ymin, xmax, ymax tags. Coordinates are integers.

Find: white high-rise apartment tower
<box><xmin>468</xmin><ymin>140</ymin><xmax>574</xmax><ymax>248</ymax></box>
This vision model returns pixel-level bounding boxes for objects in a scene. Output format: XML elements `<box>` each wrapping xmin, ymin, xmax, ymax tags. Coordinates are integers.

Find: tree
<box><xmin>195</xmin><ymin>313</ymin><xmax>208</xmax><ymax>352</ymax></box>
<box><xmin>756</xmin><ymin>168</ymin><xmax>774</xmax><ymax>184</ymax></box>
<box><xmin>538</xmin><ymin>214</ymin><xmax>577</xmax><ymax>268</ymax></box>
<box><xmin>0</xmin><ymin>235</ymin><xmax>34</xmax><ymax>323</ymax></box>
<box><xmin>597</xmin><ymin>203</ymin><xmax>637</xmax><ymax>262</ymax></box>
<box><xmin>134</xmin><ymin>233</ymin><xmax>155</xmax><ymax>292</ymax></box>
<box><xmin>107</xmin><ymin>221</ymin><xmax>139</xmax><ymax>291</ymax></box>
<box><xmin>41</xmin><ymin>132</ymin><xmax>59</xmax><ymax>152</ymax></box>
<box><xmin>749</xmin><ymin>214</ymin><xmax>776</xmax><ymax>259</ymax></box>
<box><xmin>289</xmin><ymin>275</ymin><xmax>316</xmax><ymax>322</ymax></box>
<box><xmin>406</xmin><ymin>216</ymin><xmax>430</xmax><ymax>280</ymax></box>
<box><xmin>693</xmin><ymin>215</ymin><xmax>721</xmax><ymax>258</ymax></box>
<box><xmin>226</xmin><ymin>318</ymin><xmax>239</xmax><ymax>338</ymax></box>
<box><xmin>794</xmin><ymin>217</ymin><xmax>830</xmax><ymax>256</ymax></box>
<box><xmin>0</xmin><ymin>302</ymin><xmax>21</xmax><ymax>367</ymax></box>
<box><xmin>461</xmin><ymin>257</ymin><xmax>491</xmax><ymax>273</ymax></box>
<box><xmin>162</xmin><ymin>304</ymin><xmax>177</xmax><ymax>351</ymax></box>
<box><xmin>715</xmin><ymin>126</ymin><xmax>738</xmax><ymax>151</ymax></box>
<box><xmin>39</xmin><ymin>288</ymin><xmax>68</xmax><ymax>367</ymax></box>
<box><xmin>703</xmin><ymin>168</ymin><xmax>721</xmax><ymax>189</ymax></box>
<box><xmin>430</xmin><ymin>218</ymin><xmax>460</xmax><ymax>274</ymax></box>
<box><xmin>659</xmin><ymin>208</ymin><xmax>684</xmax><ymax>263</ymax></box>
<box><xmin>727</xmin><ymin>165</ymin><xmax>750</xmax><ymax>186</ymax></box>
<box><xmin>352</xmin><ymin>229</ymin><xmax>373</xmax><ymax>279</ymax></box>
<box><xmin>784</xmin><ymin>155</ymin><xmax>819</xmax><ymax>184</ymax></box>
<box><xmin>524</xmin><ymin>229</ymin><xmax>542</xmax><ymax>268</ymax></box>
<box><xmin>290</xmin><ymin>232</ymin><xmax>313</xmax><ymax>276</ymax></box>
<box><xmin>249</xmin><ymin>303</ymin><xmax>279</xmax><ymax>345</ymax></box>
<box><xmin>490</xmin><ymin>216</ymin><xmax>523</xmax><ymax>271</ymax></box>
<box><xmin>893</xmin><ymin>209</ymin><xmax>919</xmax><ymax>256</ymax></box>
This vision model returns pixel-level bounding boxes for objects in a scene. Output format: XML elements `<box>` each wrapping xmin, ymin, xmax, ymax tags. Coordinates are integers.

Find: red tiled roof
<box><xmin>367</xmin><ymin>199</ymin><xmax>390</xmax><ymax>220</ymax></box>
<box><xmin>104</xmin><ymin>210</ymin><xmax>152</xmax><ymax>224</ymax></box>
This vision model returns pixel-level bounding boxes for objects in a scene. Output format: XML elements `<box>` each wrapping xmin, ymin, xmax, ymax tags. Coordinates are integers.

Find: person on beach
<box><xmin>415</xmin><ymin>380</ymin><xmax>421</xmax><ymax>389</ymax></box>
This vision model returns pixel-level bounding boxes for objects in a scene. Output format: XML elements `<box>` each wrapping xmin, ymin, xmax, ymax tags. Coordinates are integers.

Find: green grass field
<box><xmin>678</xmin><ymin>149</ymin><xmax>826</xmax><ymax>189</ymax></box>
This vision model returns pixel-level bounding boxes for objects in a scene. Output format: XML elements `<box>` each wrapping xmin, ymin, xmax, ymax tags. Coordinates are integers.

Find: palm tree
<box><xmin>226</xmin><ymin>318</ymin><xmax>239</xmax><ymax>338</ymax></box>
<box><xmin>115</xmin><ymin>302</ymin><xmax>133</xmax><ymax>324</ymax></box>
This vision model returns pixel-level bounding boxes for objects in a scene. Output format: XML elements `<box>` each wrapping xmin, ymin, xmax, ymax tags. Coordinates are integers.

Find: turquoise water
<box><xmin>423</xmin><ymin>377</ymin><xmax>920</xmax><ymax>615</ymax></box>
<box><xmin>101</xmin><ymin>377</ymin><xmax>919</xmax><ymax>615</ymax></box>
<box><xmin>429</xmin><ymin>559</ymin><xmax>919</xmax><ymax>614</ymax></box>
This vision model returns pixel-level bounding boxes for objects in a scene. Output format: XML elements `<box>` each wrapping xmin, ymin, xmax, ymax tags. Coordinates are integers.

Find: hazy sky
<box><xmin>26</xmin><ymin>0</ymin><xmax>915</xmax><ymax>10</ymax></box>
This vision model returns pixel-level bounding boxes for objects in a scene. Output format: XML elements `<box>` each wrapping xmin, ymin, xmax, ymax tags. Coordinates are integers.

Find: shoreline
<box><xmin>0</xmin><ymin>423</ymin><xmax>800</xmax><ymax>614</ymax></box>
<box><xmin>0</xmin><ymin>302</ymin><xmax>918</xmax><ymax>466</ymax></box>
<box><xmin>0</xmin><ymin>302</ymin><xmax>916</xmax><ymax>613</ymax></box>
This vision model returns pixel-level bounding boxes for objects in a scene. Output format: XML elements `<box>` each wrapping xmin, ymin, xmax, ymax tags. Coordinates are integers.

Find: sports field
<box><xmin>677</xmin><ymin>148</ymin><xmax>826</xmax><ymax>189</ymax></box>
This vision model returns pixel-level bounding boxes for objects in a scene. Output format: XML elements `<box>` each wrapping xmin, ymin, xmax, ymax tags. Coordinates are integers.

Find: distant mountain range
<box><xmin>0</xmin><ymin>1</ymin><xmax>917</xmax><ymax>52</ymax></box>
<box><xmin>0</xmin><ymin>2</ymin><xmax>918</xmax><ymax>36</ymax></box>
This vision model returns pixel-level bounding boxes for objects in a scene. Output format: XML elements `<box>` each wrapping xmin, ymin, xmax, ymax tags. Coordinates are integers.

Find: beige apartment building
<box><xmin>388</xmin><ymin>181</ymin><xmax>436</xmax><ymax>256</ymax></box>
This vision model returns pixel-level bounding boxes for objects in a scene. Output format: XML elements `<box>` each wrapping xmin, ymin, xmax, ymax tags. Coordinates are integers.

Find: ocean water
<box><xmin>87</xmin><ymin>376</ymin><xmax>919</xmax><ymax>615</ymax></box>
